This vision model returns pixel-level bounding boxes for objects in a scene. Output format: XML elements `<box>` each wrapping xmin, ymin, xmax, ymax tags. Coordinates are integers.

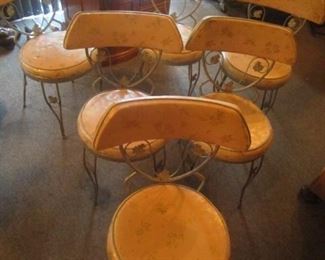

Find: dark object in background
<box><xmin>299</xmin><ymin>185</ymin><xmax>322</xmax><ymax>204</ymax></box>
<box><xmin>0</xmin><ymin>27</ymin><xmax>20</xmax><ymax>51</ymax></box>
<box><xmin>310</xmin><ymin>22</ymin><xmax>325</xmax><ymax>36</ymax></box>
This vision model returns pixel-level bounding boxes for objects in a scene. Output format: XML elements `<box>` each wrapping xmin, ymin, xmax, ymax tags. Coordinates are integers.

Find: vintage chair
<box><xmin>215</xmin><ymin>0</ymin><xmax>325</xmax><ymax>111</ymax></box>
<box><xmin>20</xmin><ymin>30</ymin><xmax>93</xmax><ymax>138</ymax></box>
<box><xmin>186</xmin><ymin>16</ymin><xmax>296</xmax><ymax>207</ymax></box>
<box><xmin>63</xmin><ymin>11</ymin><xmax>183</xmax><ymax>202</ymax></box>
<box><xmin>87</xmin><ymin>96</ymin><xmax>251</xmax><ymax>259</ymax></box>
<box><xmin>145</xmin><ymin>0</ymin><xmax>203</xmax><ymax>95</ymax></box>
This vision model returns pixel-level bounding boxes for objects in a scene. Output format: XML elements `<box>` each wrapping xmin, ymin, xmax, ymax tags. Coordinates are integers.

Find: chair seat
<box><xmin>222</xmin><ymin>52</ymin><xmax>292</xmax><ymax>90</ymax></box>
<box><xmin>78</xmin><ymin>89</ymin><xmax>165</xmax><ymax>161</ymax></box>
<box><xmin>20</xmin><ymin>31</ymin><xmax>92</xmax><ymax>82</ymax></box>
<box><xmin>144</xmin><ymin>24</ymin><xmax>202</xmax><ymax>66</ymax></box>
<box><xmin>204</xmin><ymin>93</ymin><xmax>273</xmax><ymax>163</ymax></box>
<box><xmin>108</xmin><ymin>184</ymin><xmax>230</xmax><ymax>260</ymax></box>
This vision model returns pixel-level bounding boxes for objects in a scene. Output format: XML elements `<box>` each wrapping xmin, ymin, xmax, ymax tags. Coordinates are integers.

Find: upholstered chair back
<box><xmin>92</xmin><ymin>96</ymin><xmax>251</xmax><ymax>152</ymax></box>
<box><xmin>64</xmin><ymin>11</ymin><xmax>183</xmax><ymax>53</ymax></box>
<box><xmin>237</xmin><ymin>0</ymin><xmax>325</xmax><ymax>24</ymax></box>
<box><xmin>186</xmin><ymin>16</ymin><xmax>297</xmax><ymax>65</ymax></box>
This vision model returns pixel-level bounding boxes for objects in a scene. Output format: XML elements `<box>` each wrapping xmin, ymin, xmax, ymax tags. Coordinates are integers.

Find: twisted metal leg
<box><xmin>83</xmin><ymin>148</ymin><xmax>99</xmax><ymax>205</ymax></box>
<box><xmin>187</xmin><ymin>60</ymin><xmax>201</xmax><ymax>96</ymax></box>
<box><xmin>238</xmin><ymin>156</ymin><xmax>264</xmax><ymax>209</ymax></box>
<box><xmin>40</xmin><ymin>82</ymin><xmax>66</xmax><ymax>138</ymax></box>
<box><xmin>261</xmin><ymin>89</ymin><xmax>279</xmax><ymax>113</ymax></box>
<box><xmin>23</xmin><ymin>73</ymin><xmax>27</xmax><ymax>108</ymax></box>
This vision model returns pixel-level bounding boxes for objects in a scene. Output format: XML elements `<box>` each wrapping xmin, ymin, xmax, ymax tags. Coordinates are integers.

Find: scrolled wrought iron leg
<box><xmin>123</xmin><ymin>171</ymin><xmax>139</xmax><ymax>194</ymax></box>
<box><xmin>269</xmin><ymin>89</ymin><xmax>279</xmax><ymax>109</ymax></box>
<box><xmin>261</xmin><ymin>89</ymin><xmax>278</xmax><ymax>113</ymax></box>
<box><xmin>188</xmin><ymin>64</ymin><xmax>195</xmax><ymax>96</ymax></box>
<box><xmin>83</xmin><ymin>148</ymin><xmax>99</xmax><ymax>205</ymax></box>
<box><xmin>188</xmin><ymin>61</ymin><xmax>201</xmax><ymax>96</ymax></box>
<box><xmin>23</xmin><ymin>73</ymin><xmax>27</xmax><ymax>108</ymax></box>
<box><xmin>238</xmin><ymin>156</ymin><xmax>264</xmax><ymax>209</ymax></box>
<box><xmin>40</xmin><ymin>82</ymin><xmax>66</xmax><ymax>138</ymax></box>
<box><xmin>218</xmin><ymin>73</ymin><xmax>227</xmax><ymax>92</ymax></box>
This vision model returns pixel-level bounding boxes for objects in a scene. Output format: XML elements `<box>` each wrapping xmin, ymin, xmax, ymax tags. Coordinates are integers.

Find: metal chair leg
<box><xmin>261</xmin><ymin>89</ymin><xmax>279</xmax><ymax>113</ymax></box>
<box><xmin>23</xmin><ymin>73</ymin><xmax>27</xmax><ymax>108</ymax></box>
<box><xmin>123</xmin><ymin>171</ymin><xmax>139</xmax><ymax>194</ymax></box>
<box><xmin>193</xmin><ymin>172</ymin><xmax>206</xmax><ymax>191</ymax></box>
<box><xmin>188</xmin><ymin>60</ymin><xmax>201</xmax><ymax>96</ymax></box>
<box><xmin>83</xmin><ymin>148</ymin><xmax>99</xmax><ymax>205</ymax></box>
<box><xmin>238</xmin><ymin>155</ymin><xmax>264</xmax><ymax>209</ymax></box>
<box><xmin>40</xmin><ymin>82</ymin><xmax>66</xmax><ymax>138</ymax></box>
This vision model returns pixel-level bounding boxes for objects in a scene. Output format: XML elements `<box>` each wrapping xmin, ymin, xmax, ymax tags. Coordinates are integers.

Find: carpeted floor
<box><xmin>0</xmin><ymin>1</ymin><xmax>324</xmax><ymax>259</ymax></box>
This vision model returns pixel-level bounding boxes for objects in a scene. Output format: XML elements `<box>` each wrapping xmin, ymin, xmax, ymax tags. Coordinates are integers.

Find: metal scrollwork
<box><xmin>150</xmin><ymin>0</ymin><xmax>202</xmax><ymax>27</ymax></box>
<box><xmin>121</xmin><ymin>140</ymin><xmax>219</xmax><ymax>191</ymax></box>
<box><xmin>91</xmin><ymin>47</ymin><xmax>162</xmax><ymax>94</ymax></box>
<box><xmin>248</xmin><ymin>4</ymin><xmax>266</xmax><ymax>21</ymax></box>
<box><xmin>247</xmin><ymin>4</ymin><xmax>306</xmax><ymax>34</ymax></box>
<box><xmin>199</xmin><ymin>51</ymin><xmax>275</xmax><ymax>96</ymax></box>
<box><xmin>0</xmin><ymin>0</ymin><xmax>63</xmax><ymax>39</ymax></box>
<box><xmin>284</xmin><ymin>15</ymin><xmax>306</xmax><ymax>34</ymax></box>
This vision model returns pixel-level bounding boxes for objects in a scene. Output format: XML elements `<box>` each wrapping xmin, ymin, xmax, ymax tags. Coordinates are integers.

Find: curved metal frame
<box><xmin>199</xmin><ymin>50</ymin><xmax>275</xmax><ymax>102</ymax></box>
<box><xmin>120</xmin><ymin>140</ymin><xmax>219</xmax><ymax>191</ymax></box>
<box><xmin>0</xmin><ymin>0</ymin><xmax>61</xmax><ymax>39</ymax></box>
<box><xmin>238</xmin><ymin>155</ymin><xmax>265</xmax><ymax>209</ymax></box>
<box><xmin>82</xmin><ymin>140</ymin><xmax>168</xmax><ymax>204</ymax></box>
<box><xmin>23</xmin><ymin>73</ymin><xmax>67</xmax><ymax>138</ymax></box>
<box><xmin>247</xmin><ymin>3</ymin><xmax>306</xmax><ymax>34</ymax></box>
<box><xmin>187</xmin><ymin>59</ymin><xmax>201</xmax><ymax>96</ymax></box>
<box><xmin>150</xmin><ymin>0</ymin><xmax>202</xmax><ymax>26</ymax></box>
<box><xmin>86</xmin><ymin>48</ymin><xmax>162</xmax><ymax>94</ymax></box>
<box><xmin>82</xmin><ymin>139</ymin><xmax>219</xmax><ymax>204</ymax></box>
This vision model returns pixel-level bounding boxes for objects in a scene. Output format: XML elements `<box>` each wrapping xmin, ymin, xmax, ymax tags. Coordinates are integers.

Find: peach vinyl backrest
<box><xmin>186</xmin><ymin>16</ymin><xmax>297</xmax><ymax>65</ymax></box>
<box><xmin>92</xmin><ymin>96</ymin><xmax>251</xmax><ymax>152</ymax></box>
<box><xmin>64</xmin><ymin>11</ymin><xmax>183</xmax><ymax>53</ymax></box>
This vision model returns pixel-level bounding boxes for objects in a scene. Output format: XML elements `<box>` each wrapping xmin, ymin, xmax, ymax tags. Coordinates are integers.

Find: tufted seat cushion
<box><xmin>78</xmin><ymin>89</ymin><xmax>165</xmax><ymax>161</ymax></box>
<box><xmin>20</xmin><ymin>31</ymin><xmax>92</xmax><ymax>83</ymax></box>
<box><xmin>204</xmin><ymin>93</ymin><xmax>273</xmax><ymax>163</ymax></box>
<box><xmin>107</xmin><ymin>184</ymin><xmax>230</xmax><ymax>260</ymax></box>
<box><xmin>221</xmin><ymin>52</ymin><xmax>292</xmax><ymax>90</ymax></box>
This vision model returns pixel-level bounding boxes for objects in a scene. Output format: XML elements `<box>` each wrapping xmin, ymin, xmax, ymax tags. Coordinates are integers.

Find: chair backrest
<box><xmin>92</xmin><ymin>96</ymin><xmax>251</xmax><ymax>152</ymax></box>
<box><xmin>237</xmin><ymin>0</ymin><xmax>325</xmax><ymax>24</ymax></box>
<box><xmin>64</xmin><ymin>11</ymin><xmax>183</xmax><ymax>53</ymax></box>
<box><xmin>186</xmin><ymin>16</ymin><xmax>297</xmax><ymax>65</ymax></box>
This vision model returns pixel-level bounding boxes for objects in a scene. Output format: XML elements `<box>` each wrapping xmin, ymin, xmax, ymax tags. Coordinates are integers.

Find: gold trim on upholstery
<box><xmin>222</xmin><ymin>52</ymin><xmax>292</xmax><ymax>90</ymax></box>
<box><xmin>20</xmin><ymin>31</ymin><xmax>92</xmax><ymax>82</ymax></box>
<box><xmin>108</xmin><ymin>184</ymin><xmax>230</xmax><ymax>260</ymax></box>
<box><xmin>64</xmin><ymin>11</ymin><xmax>183</xmax><ymax>53</ymax></box>
<box><xmin>204</xmin><ymin>93</ymin><xmax>273</xmax><ymax>163</ymax></box>
<box><xmin>237</xmin><ymin>0</ymin><xmax>325</xmax><ymax>24</ymax></box>
<box><xmin>186</xmin><ymin>16</ymin><xmax>297</xmax><ymax>65</ymax></box>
